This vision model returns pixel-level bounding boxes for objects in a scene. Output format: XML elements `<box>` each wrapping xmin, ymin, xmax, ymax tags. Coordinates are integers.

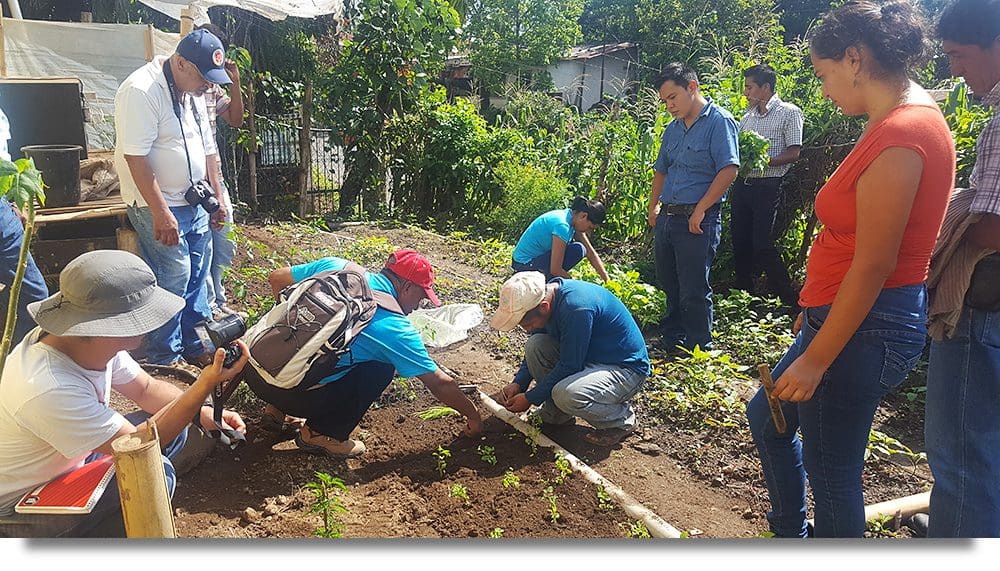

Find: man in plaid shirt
<box><xmin>926</xmin><ymin>0</ymin><xmax>1000</xmax><ymax>538</ymax></box>
<box><xmin>194</xmin><ymin>24</ymin><xmax>244</xmax><ymax>319</ymax></box>
<box><xmin>732</xmin><ymin>64</ymin><xmax>803</xmax><ymax>307</ymax></box>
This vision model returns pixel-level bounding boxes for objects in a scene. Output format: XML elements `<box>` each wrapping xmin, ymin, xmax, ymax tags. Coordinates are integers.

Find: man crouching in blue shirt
<box><xmin>491</xmin><ymin>272</ymin><xmax>650</xmax><ymax>446</ymax></box>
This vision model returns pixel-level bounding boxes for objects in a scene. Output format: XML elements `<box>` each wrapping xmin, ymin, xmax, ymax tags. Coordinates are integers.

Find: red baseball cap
<box><xmin>384</xmin><ymin>249</ymin><xmax>441</xmax><ymax>307</ymax></box>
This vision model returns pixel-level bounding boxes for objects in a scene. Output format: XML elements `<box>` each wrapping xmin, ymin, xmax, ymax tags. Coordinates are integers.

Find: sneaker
<box><xmin>295</xmin><ymin>425</ymin><xmax>366</xmax><ymax>458</ymax></box>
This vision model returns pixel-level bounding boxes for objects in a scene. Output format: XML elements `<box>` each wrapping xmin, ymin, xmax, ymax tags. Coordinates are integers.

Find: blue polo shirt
<box><xmin>512</xmin><ymin>208</ymin><xmax>576</xmax><ymax>264</ymax></box>
<box><xmin>653</xmin><ymin>98</ymin><xmax>740</xmax><ymax>205</ymax></box>
<box><xmin>512</xmin><ymin>278</ymin><xmax>651</xmax><ymax>405</ymax></box>
<box><xmin>289</xmin><ymin>257</ymin><xmax>438</xmax><ymax>384</ymax></box>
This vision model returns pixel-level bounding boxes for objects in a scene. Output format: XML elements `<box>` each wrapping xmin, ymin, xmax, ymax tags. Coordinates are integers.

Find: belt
<box><xmin>741</xmin><ymin>176</ymin><xmax>783</xmax><ymax>185</ymax></box>
<box><xmin>662</xmin><ymin>203</ymin><xmax>697</xmax><ymax>216</ymax></box>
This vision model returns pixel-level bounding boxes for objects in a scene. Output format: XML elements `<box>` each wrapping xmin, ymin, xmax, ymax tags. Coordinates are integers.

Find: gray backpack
<box><xmin>242</xmin><ymin>262</ymin><xmax>401</xmax><ymax>390</ymax></box>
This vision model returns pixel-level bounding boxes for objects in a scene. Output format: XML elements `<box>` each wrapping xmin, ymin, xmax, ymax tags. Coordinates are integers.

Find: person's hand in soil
<box><xmin>198</xmin><ymin>406</ymin><xmax>246</xmax><ymax>435</ymax></box>
<box><xmin>772</xmin><ymin>353</ymin><xmax>826</xmax><ymax>402</ymax></box>
<box><xmin>497</xmin><ymin>381</ymin><xmax>523</xmax><ymax>405</ymax></box>
<box><xmin>505</xmin><ymin>393</ymin><xmax>531</xmax><ymax>413</ymax></box>
<box><xmin>463</xmin><ymin>415</ymin><xmax>483</xmax><ymax>438</ymax></box>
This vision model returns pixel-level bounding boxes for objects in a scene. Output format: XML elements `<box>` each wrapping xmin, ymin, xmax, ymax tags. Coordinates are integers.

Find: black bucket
<box><xmin>20</xmin><ymin>144</ymin><xmax>84</xmax><ymax>209</ymax></box>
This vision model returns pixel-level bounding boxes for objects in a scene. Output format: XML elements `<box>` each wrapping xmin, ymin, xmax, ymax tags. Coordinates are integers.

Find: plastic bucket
<box><xmin>20</xmin><ymin>144</ymin><xmax>84</xmax><ymax>208</ymax></box>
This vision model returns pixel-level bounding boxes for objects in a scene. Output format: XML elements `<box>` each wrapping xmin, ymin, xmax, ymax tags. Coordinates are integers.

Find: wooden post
<box><xmin>297</xmin><ymin>79</ymin><xmax>313</xmax><ymax>218</ymax></box>
<box><xmin>116</xmin><ymin>227</ymin><xmax>142</xmax><ymax>257</ymax></box>
<box><xmin>0</xmin><ymin>15</ymin><xmax>7</xmax><ymax>78</ymax></box>
<box><xmin>180</xmin><ymin>6</ymin><xmax>195</xmax><ymax>36</ymax></box>
<box><xmin>246</xmin><ymin>74</ymin><xmax>259</xmax><ymax>212</ymax></box>
<box><xmin>144</xmin><ymin>24</ymin><xmax>154</xmax><ymax>62</ymax></box>
<box><xmin>111</xmin><ymin>420</ymin><xmax>176</xmax><ymax>538</ymax></box>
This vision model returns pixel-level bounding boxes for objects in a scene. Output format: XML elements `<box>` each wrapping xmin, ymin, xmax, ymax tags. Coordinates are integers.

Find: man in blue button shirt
<box><xmin>245</xmin><ymin>249</ymin><xmax>482</xmax><ymax>458</ymax></box>
<box><xmin>646</xmin><ymin>62</ymin><xmax>740</xmax><ymax>351</ymax></box>
<box><xmin>491</xmin><ymin>272</ymin><xmax>650</xmax><ymax>446</ymax></box>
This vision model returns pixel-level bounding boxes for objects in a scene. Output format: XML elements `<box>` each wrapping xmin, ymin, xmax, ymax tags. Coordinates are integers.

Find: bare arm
<box><xmin>219</xmin><ymin>62</ymin><xmax>244</xmax><ymax>128</ymax></box>
<box><xmin>967</xmin><ymin>213</ymin><xmax>1000</xmax><ymax>250</ymax></box>
<box><xmin>648</xmin><ymin>171</ymin><xmax>666</xmax><ymax>227</ymax></box>
<box><xmin>769</xmin><ymin>145</ymin><xmax>802</xmax><ymax>168</ymax></box>
<box><xmin>576</xmin><ymin>231</ymin><xmax>609</xmax><ymax>282</ymax></box>
<box><xmin>268</xmin><ymin>267</ymin><xmax>295</xmax><ymax>297</ymax></box>
<box><xmin>124</xmin><ymin>154</ymin><xmax>179</xmax><ymax>246</ymax></box>
<box><xmin>417</xmin><ymin>369</ymin><xmax>482</xmax><ymax>436</ymax></box>
<box><xmin>773</xmin><ymin>148</ymin><xmax>923</xmax><ymax>401</ymax></box>
<box><xmin>549</xmin><ymin>235</ymin><xmax>571</xmax><ymax>279</ymax></box>
<box><xmin>690</xmin><ymin>165</ymin><xmax>739</xmax><ymax>234</ymax></box>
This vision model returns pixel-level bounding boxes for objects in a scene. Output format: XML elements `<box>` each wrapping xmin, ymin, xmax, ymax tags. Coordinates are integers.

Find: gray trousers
<box><xmin>524</xmin><ymin>334</ymin><xmax>646</xmax><ymax>430</ymax></box>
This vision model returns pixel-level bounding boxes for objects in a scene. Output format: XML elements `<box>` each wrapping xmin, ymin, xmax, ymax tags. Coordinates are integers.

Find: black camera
<box><xmin>193</xmin><ymin>313</ymin><xmax>246</xmax><ymax>368</ymax></box>
<box><xmin>184</xmin><ymin>179</ymin><xmax>220</xmax><ymax>214</ymax></box>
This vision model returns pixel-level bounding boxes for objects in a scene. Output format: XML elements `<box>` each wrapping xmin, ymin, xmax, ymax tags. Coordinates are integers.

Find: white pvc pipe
<box><xmin>476</xmin><ymin>390</ymin><xmax>683</xmax><ymax>538</ymax></box>
<box><xmin>7</xmin><ymin>1</ymin><xmax>23</xmax><ymax>20</ymax></box>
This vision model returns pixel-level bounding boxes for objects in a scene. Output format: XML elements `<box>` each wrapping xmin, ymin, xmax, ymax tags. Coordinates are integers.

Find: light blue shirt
<box><xmin>512</xmin><ymin>208</ymin><xmax>575</xmax><ymax>264</ymax></box>
<box><xmin>653</xmin><ymin>98</ymin><xmax>740</xmax><ymax>205</ymax></box>
<box><xmin>290</xmin><ymin>257</ymin><xmax>438</xmax><ymax>384</ymax></box>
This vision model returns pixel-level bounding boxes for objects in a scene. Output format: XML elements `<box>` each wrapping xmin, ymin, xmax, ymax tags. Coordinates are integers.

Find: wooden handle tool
<box><xmin>757</xmin><ymin>364</ymin><xmax>787</xmax><ymax>434</ymax></box>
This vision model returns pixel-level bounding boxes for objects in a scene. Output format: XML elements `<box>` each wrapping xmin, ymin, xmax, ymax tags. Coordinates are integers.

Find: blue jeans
<box><xmin>0</xmin><ymin>199</ymin><xmax>49</xmax><ymax>348</ymax></box>
<box><xmin>512</xmin><ymin>242</ymin><xmax>586</xmax><ymax>279</ymax></box>
<box><xmin>926</xmin><ymin>305</ymin><xmax>1000</xmax><ymax>537</ymax></box>
<box><xmin>524</xmin><ymin>334</ymin><xmax>647</xmax><ymax>430</ymax></box>
<box><xmin>0</xmin><ymin>411</ymin><xmax>187</xmax><ymax>538</ymax></box>
<box><xmin>653</xmin><ymin>205</ymin><xmax>721</xmax><ymax>349</ymax></box>
<box><xmin>204</xmin><ymin>185</ymin><xmax>235</xmax><ymax>311</ymax></box>
<box><xmin>746</xmin><ymin>284</ymin><xmax>927</xmax><ymax>537</ymax></box>
<box><xmin>128</xmin><ymin>204</ymin><xmax>212</xmax><ymax>364</ymax></box>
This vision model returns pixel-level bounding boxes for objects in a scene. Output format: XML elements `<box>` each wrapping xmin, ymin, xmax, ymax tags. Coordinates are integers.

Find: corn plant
<box><xmin>449</xmin><ymin>483</ymin><xmax>470</xmax><ymax>505</ymax></box>
<box><xmin>433</xmin><ymin>445</ymin><xmax>451</xmax><ymax>477</ymax></box>
<box><xmin>477</xmin><ymin>445</ymin><xmax>497</xmax><ymax>466</ymax></box>
<box><xmin>501</xmin><ymin>469</ymin><xmax>521</xmax><ymax>489</ymax></box>
<box><xmin>305</xmin><ymin>471</ymin><xmax>349</xmax><ymax>538</ymax></box>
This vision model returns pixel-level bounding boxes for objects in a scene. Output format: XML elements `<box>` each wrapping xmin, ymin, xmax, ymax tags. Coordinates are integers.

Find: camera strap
<box><xmin>162</xmin><ymin>59</ymin><xmax>203</xmax><ymax>191</ymax></box>
<box><xmin>210</xmin><ymin>383</ymin><xmax>246</xmax><ymax>450</ymax></box>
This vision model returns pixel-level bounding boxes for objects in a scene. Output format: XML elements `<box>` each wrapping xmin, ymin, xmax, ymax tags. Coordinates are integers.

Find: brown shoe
<box><xmin>295</xmin><ymin>425</ymin><xmax>366</xmax><ymax>458</ymax></box>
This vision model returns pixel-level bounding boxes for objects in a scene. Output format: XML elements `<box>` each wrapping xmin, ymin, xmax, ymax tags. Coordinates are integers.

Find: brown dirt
<box><xmin>154</xmin><ymin>220</ymin><xmax>930</xmax><ymax>539</ymax></box>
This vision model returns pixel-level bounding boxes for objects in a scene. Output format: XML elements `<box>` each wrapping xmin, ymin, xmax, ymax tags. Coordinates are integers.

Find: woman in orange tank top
<box><xmin>746</xmin><ymin>0</ymin><xmax>956</xmax><ymax>538</ymax></box>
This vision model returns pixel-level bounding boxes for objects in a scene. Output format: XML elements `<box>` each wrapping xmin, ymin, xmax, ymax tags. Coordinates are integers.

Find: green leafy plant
<box><xmin>305</xmin><ymin>471</ymin><xmax>349</xmax><ymax>538</ymax></box>
<box><xmin>571</xmin><ymin>262</ymin><xmax>666</xmax><ymax>328</ymax></box>
<box><xmin>449</xmin><ymin>483</ymin><xmax>470</xmax><ymax>505</ymax></box>
<box><xmin>524</xmin><ymin>412</ymin><xmax>544</xmax><ymax>456</ymax></box>
<box><xmin>596</xmin><ymin>485</ymin><xmax>615</xmax><ymax>511</ymax></box>
<box><xmin>477</xmin><ymin>445</ymin><xmax>497</xmax><ymax>466</ymax></box>
<box><xmin>552</xmin><ymin>453</ymin><xmax>572</xmax><ymax>485</ymax></box>
<box><xmin>738</xmin><ymin>129</ymin><xmax>771</xmax><ymax>178</ymax></box>
<box><xmin>865</xmin><ymin>513</ymin><xmax>898</xmax><ymax>538</ymax></box>
<box><xmin>416</xmin><ymin>406</ymin><xmax>460</xmax><ymax>421</ymax></box>
<box><xmin>620</xmin><ymin>520</ymin><xmax>651</xmax><ymax>539</ymax></box>
<box><xmin>542</xmin><ymin>485</ymin><xmax>560</xmax><ymax>524</ymax></box>
<box><xmin>0</xmin><ymin>156</ymin><xmax>44</xmax><ymax>364</ymax></box>
<box><xmin>489</xmin><ymin>527</ymin><xmax>504</xmax><ymax>538</ymax></box>
<box><xmin>433</xmin><ymin>445</ymin><xmax>452</xmax><ymax>477</ymax></box>
<box><xmin>866</xmin><ymin>430</ymin><xmax>927</xmax><ymax>466</ymax></box>
<box><xmin>501</xmin><ymin>469</ymin><xmax>521</xmax><ymax>489</ymax></box>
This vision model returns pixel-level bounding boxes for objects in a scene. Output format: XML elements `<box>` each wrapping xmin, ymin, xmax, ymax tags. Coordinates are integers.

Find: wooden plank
<box><xmin>144</xmin><ymin>24</ymin><xmax>154</xmax><ymax>62</ymax></box>
<box><xmin>0</xmin><ymin>16</ymin><xmax>7</xmax><ymax>78</ymax></box>
<box><xmin>180</xmin><ymin>6</ymin><xmax>194</xmax><ymax>36</ymax></box>
<box><xmin>116</xmin><ymin>227</ymin><xmax>142</xmax><ymax>257</ymax></box>
<box><xmin>35</xmin><ymin>204</ymin><xmax>128</xmax><ymax>225</ymax></box>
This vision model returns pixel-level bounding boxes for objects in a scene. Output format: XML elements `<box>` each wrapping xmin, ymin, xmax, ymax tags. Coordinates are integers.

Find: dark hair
<box><xmin>743</xmin><ymin>64</ymin><xmax>777</xmax><ymax>91</ymax></box>
<box><xmin>809</xmin><ymin>1</ymin><xmax>928</xmax><ymax>76</ymax></box>
<box><xmin>937</xmin><ymin>0</ymin><xmax>1000</xmax><ymax>48</ymax></box>
<box><xmin>571</xmin><ymin>195</ymin><xmax>607</xmax><ymax>225</ymax></box>
<box><xmin>195</xmin><ymin>23</ymin><xmax>230</xmax><ymax>48</ymax></box>
<box><xmin>652</xmin><ymin>62</ymin><xmax>698</xmax><ymax>90</ymax></box>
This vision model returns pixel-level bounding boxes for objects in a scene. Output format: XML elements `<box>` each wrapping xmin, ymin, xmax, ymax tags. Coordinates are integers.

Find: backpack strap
<box><xmin>342</xmin><ymin>261</ymin><xmax>404</xmax><ymax>315</ymax></box>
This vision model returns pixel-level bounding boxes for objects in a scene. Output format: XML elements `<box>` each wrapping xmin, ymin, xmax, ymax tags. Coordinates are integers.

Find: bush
<box><xmin>485</xmin><ymin>161</ymin><xmax>572</xmax><ymax>241</ymax></box>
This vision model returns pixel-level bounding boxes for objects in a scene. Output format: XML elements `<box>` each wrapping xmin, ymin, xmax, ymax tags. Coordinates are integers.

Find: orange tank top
<box><xmin>799</xmin><ymin>104</ymin><xmax>956</xmax><ymax>307</ymax></box>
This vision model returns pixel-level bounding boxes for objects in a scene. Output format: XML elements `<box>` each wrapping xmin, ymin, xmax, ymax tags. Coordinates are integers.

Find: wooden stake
<box><xmin>1</xmin><ymin>15</ymin><xmax>7</xmax><ymax>78</ymax></box>
<box><xmin>179</xmin><ymin>6</ymin><xmax>194</xmax><ymax>36</ymax></box>
<box><xmin>144</xmin><ymin>24</ymin><xmax>154</xmax><ymax>62</ymax></box>
<box><xmin>298</xmin><ymin>79</ymin><xmax>313</xmax><ymax>218</ymax></box>
<box><xmin>757</xmin><ymin>364</ymin><xmax>787</xmax><ymax>434</ymax></box>
<box><xmin>246</xmin><ymin>75</ymin><xmax>258</xmax><ymax>212</ymax></box>
<box><xmin>111</xmin><ymin>420</ymin><xmax>176</xmax><ymax>538</ymax></box>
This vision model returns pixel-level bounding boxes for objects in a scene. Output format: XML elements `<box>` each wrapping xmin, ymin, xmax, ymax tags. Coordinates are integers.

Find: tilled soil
<box><xmin>158</xmin><ymin>220</ymin><xmax>930</xmax><ymax>539</ymax></box>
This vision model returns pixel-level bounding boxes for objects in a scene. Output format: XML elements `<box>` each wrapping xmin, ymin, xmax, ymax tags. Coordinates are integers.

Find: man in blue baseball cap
<box><xmin>113</xmin><ymin>27</ymin><xmax>233</xmax><ymax>369</ymax></box>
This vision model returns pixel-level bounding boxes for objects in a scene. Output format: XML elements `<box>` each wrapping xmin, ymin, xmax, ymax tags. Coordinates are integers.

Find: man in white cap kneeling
<box><xmin>0</xmin><ymin>250</ymin><xmax>248</xmax><ymax>537</ymax></box>
<box><xmin>491</xmin><ymin>271</ymin><xmax>650</xmax><ymax>446</ymax></box>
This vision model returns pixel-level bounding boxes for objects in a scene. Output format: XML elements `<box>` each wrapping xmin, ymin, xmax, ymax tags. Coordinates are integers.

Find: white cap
<box><xmin>490</xmin><ymin>272</ymin><xmax>547</xmax><ymax>332</ymax></box>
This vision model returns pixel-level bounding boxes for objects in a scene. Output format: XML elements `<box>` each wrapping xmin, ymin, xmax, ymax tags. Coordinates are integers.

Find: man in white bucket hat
<box><xmin>491</xmin><ymin>271</ymin><xmax>650</xmax><ymax>446</ymax></box>
<box><xmin>0</xmin><ymin>250</ymin><xmax>248</xmax><ymax>537</ymax></box>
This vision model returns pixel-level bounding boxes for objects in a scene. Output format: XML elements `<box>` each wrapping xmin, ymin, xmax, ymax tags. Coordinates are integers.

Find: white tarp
<box><xmin>138</xmin><ymin>0</ymin><xmax>344</xmax><ymax>22</ymax></box>
<box><xmin>3</xmin><ymin>18</ymin><xmax>179</xmax><ymax>150</ymax></box>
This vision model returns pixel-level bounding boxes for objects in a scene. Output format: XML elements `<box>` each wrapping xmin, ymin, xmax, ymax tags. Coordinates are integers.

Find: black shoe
<box><xmin>906</xmin><ymin>513</ymin><xmax>929</xmax><ymax>538</ymax></box>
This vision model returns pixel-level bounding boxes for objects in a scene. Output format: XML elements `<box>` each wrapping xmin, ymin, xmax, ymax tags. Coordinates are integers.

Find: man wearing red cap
<box><xmin>247</xmin><ymin>249</ymin><xmax>482</xmax><ymax>457</ymax></box>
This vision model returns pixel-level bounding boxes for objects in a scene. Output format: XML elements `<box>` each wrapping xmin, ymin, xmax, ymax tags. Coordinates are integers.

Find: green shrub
<box><xmin>485</xmin><ymin>161</ymin><xmax>571</xmax><ymax>242</ymax></box>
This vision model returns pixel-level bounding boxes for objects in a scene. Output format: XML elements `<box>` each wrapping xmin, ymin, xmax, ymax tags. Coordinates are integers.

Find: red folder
<box><xmin>15</xmin><ymin>455</ymin><xmax>116</xmax><ymax>514</ymax></box>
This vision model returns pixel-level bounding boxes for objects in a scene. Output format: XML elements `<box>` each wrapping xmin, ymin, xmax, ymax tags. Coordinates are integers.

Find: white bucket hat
<box><xmin>28</xmin><ymin>250</ymin><xmax>184</xmax><ymax>337</ymax></box>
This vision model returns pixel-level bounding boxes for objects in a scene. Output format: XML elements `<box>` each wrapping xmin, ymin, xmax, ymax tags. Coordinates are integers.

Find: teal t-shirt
<box><xmin>512</xmin><ymin>208</ymin><xmax>576</xmax><ymax>264</ymax></box>
<box><xmin>289</xmin><ymin>257</ymin><xmax>438</xmax><ymax>384</ymax></box>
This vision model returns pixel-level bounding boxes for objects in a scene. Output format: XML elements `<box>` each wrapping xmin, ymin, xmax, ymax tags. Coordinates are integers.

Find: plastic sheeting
<box><xmin>138</xmin><ymin>0</ymin><xmax>344</xmax><ymax>22</ymax></box>
<box><xmin>2</xmin><ymin>18</ymin><xmax>179</xmax><ymax>150</ymax></box>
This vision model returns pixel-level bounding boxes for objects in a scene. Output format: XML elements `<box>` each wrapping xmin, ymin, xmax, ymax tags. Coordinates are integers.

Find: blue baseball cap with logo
<box><xmin>175</xmin><ymin>28</ymin><xmax>231</xmax><ymax>85</ymax></box>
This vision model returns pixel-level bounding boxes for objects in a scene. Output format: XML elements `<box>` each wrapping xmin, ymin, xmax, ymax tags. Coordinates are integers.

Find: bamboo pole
<box><xmin>144</xmin><ymin>24</ymin><xmax>154</xmax><ymax>62</ymax></box>
<box><xmin>111</xmin><ymin>420</ymin><xmax>176</xmax><ymax>538</ymax></box>
<box><xmin>298</xmin><ymin>80</ymin><xmax>313</xmax><ymax>218</ymax></box>
<box><xmin>246</xmin><ymin>74</ymin><xmax>258</xmax><ymax>212</ymax></box>
<box><xmin>179</xmin><ymin>6</ymin><xmax>194</xmax><ymax>36</ymax></box>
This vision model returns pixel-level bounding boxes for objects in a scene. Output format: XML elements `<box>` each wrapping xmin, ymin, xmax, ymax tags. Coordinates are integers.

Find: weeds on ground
<box><xmin>866</xmin><ymin>430</ymin><xmax>927</xmax><ymax>466</ymax></box>
<box><xmin>571</xmin><ymin>263</ymin><xmax>665</xmax><ymax>328</ymax></box>
<box><xmin>449</xmin><ymin>483</ymin><xmax>471</xmax><ymax>505</ymax></box>
<box><xmin>447</xmin><ymin>232</ymin><xmax>515</xmax><ymax>277</ymax></box>
<box><xmin>865</xmin><ymin>514</ymin><xmax>898</xmax><ymax>538</ymax></box>
<box><xmin>712</xmin><ymin>289</ymin><xmax>794</xmax><ymax>366</ymax></box>
<box><xmin>340</xmin><ymin>236</ymin><xmax>396</xmax><ymax>270</ymax></box>
<box><xmin>433</xmin><ymin>446</ymin><xmax>452</xmax><ymax>477</ymax></box>
<box><xmin>305</xmin><ymin>472</ymin><xmax>349</xmax><ymax>538</ymax></box>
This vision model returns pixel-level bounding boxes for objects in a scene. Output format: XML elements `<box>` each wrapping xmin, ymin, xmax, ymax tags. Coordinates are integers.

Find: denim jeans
<box><xmin>524</xmin><ymin>333</ymin><xmax>646</xmax><ymax>430</ymax></box>
<box><xmin>204</xmin><ymin>184</ymin><xmax>236</xmax><ymax>311</ymax></box>
<box><xmin>653</xmin><ymin>205</ymin><xmax>722</xmax><ymax>349</ymax></box>
<box><xmin>926</xmin><ymin>305</ymin><xmax>1000</xmax><ymax>537</ymax></box>
<box><xmin>0</xmin><ymin>199</ymin><xmax>49</xmax><ymax>348</ymax></box>
<box><xmin>243</xmin><ymin>360</ymin><xmax>396</xmax><ymax>441</ymax></box>
<box><xmin>731</xmin><ymin>177</ymin><xmax>797</xmax><ymax>305</ymax></box>
<box><xmin>127</xmin><ymin>204</ymin><xmax>212</xmax><ymax>364</ymax></box>
<box><xmin>746</xmin><ymin>284</ymin><xmax>927</xmax><ymax>537</ymax></box>
<box><xmin>511</xmin><ymin>242</ymin><xmax>586</xmax><ymax>280</ymax></box>
<box><xmin>0</xmin><ymin>411</ymin><xmax>187</xmax><ymax>538</ymax></box>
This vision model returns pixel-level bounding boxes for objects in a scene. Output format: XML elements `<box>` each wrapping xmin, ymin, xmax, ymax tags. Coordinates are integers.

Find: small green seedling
<box><xmin>433</xmin><ymin>445</ymin><xmax>451</xmax><ymax>477</ymax></box>
<box><xmin>501</xmin><ymin>469</ymin><xmax>521</xmax><ymax>489</ymax></box>
<box><xmin>305</xmin><ymin>471</ymin><xmax>349</xmax><ymax>538</ymax></box>
<box><xmin>525</xmin><ymin>413</ymin><xmax>543</xmax><ymax>456</ymax></box>
<box><xmin>543</xmin><ymin>485</ymin><xmax>560</xmax><ymax>524</ymax></box>
<box><xmin>416</xmin><ymin>406</ymin><xmax>460</xmax><ymax>420</ymax></box>
<box><xmin>449</xmin><ymin>483</ymin><xmax>470</xmax><ymax>505</ymax></box>
<box><xmin>596</xmin><ymin>485</ymin><xmax>615</xmax><ymax>511</ymax></box>
<box><xmin>620</xmin><ymin>520</ymin><xmax>651</xmax><ymax>539</ymax></box>
<box><xmin>477</xmin><ymin>445</ymin><xmax>497</xmax><ymax>466</ymax></box>
<box><xmin>552</xmin><ymin>453</ymin><xmax>572</xmax><ymax>485</ymax></box>
<box><xmin>489</xmin><ymin>527</ymin><xmax>504</xmax><ymax>538</ymax></box>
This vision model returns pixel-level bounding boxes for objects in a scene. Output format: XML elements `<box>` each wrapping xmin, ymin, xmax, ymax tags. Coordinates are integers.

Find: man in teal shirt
<box><xmin>245</xmin><ymin>249</ymin><xmax>482</xmax><ymax>457</ymax></box>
